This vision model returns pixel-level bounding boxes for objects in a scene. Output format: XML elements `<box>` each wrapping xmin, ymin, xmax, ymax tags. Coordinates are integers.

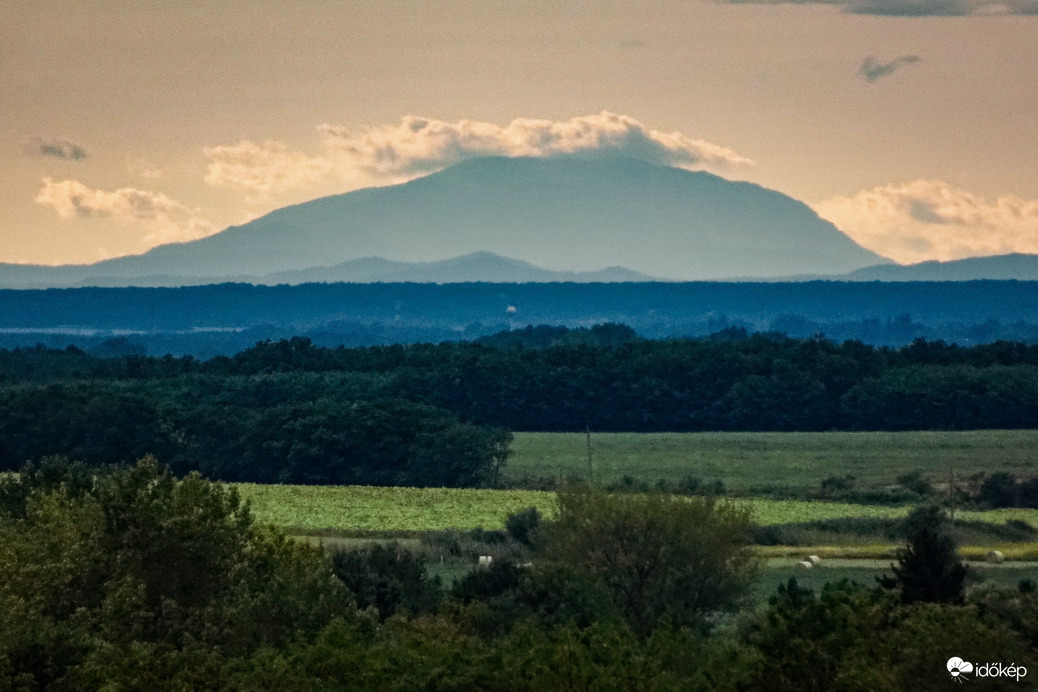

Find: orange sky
<box><xmin>3</xmin><ymin>1</ymin><xmax>1037</xmax><ymax>266</ymax></box>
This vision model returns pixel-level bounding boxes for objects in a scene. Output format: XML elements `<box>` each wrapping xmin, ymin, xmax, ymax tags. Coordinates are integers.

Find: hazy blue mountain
<box><xmin>845</xmin><ymin>253</ymin><xmax>1038</xmax><ymax>281</ymax></box>
<box><xmin>0</xmin><ymin>253</ymin><xmax>655</xmax><ymax>288</ymax></box>
<box><xmin>263</xmin><ymin>252</ymin><xmax>657</xmax><ymax>284</ymax></box>
<box><xmin>0</xmin><ymin>157</ymin><xmax>887</xmax><ymax>287</ymax></box>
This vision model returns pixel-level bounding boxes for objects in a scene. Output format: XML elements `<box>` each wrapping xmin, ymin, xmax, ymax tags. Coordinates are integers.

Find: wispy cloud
<box><xmin>24</xmin><ymin>137</ymin><xmax>89</xmax><ymax>161</ymax></box>
<box><xmin>859</xmin><ymin>55</ymin><xmax>921</xmax><ymax>82</ymax></box>
<box><xmin>813</xmin><ymin>180</ymin><xmax>1038</xmax><ymax>263</ymax></box>
<box><xmin>726</xmin><ymin>0</ymin><xmax>1035</xmax><ymax>15</ymax></box>
<box><xmin>202</xmin><ymin>140</ymin><xmax>335</xmax><ymax>201</ymax></box>
<box><xmin>203</xmin><ymin>112</ymin><xmax>754</xmax><ymax>199</ymax></box>
<box><xmin>34</xmin><ymin>178</ymin><xmax>216</xmax><ymax>245</ymax></box>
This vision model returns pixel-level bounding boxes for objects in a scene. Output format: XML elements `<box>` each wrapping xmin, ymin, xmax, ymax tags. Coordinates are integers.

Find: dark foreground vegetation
<box><xmin>4</xmin><ymin>329</ymin><xmax>1038</xmax><ymax>485</ymax></box>
<box><xmin>2</xmin><ymin>460</ymin><xmax>1035</xmax><ymax>691</ymax></box>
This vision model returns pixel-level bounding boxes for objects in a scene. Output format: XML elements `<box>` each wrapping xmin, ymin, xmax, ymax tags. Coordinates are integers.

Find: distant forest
<box><xmin>2</xmin><ymin>280</ymin><xmax>1038</xmax><ymax>356</ymax></box>
<box><xmin>3</xmin><ymin>327</ymin><xmax>1038</xmax><ymax>485</ymax></box>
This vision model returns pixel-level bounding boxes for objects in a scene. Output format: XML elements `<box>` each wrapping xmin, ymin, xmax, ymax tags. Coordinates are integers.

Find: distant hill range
<box><xmin>0</xmin><ymin>157</ymin><xmax>887</xmax><ymax>288</ymax></box>
<box><xmin>0</xmin><ymin>252</ymin><xmax>655</xmax><ymax>288</ymax></box>
<box><xmin>844</xmin><ymin>253</ymin><xmax>1038</xmax><ymax>282</ymax></box>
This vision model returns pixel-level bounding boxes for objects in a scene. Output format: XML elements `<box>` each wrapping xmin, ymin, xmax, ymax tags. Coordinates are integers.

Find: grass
<box><xmin>507</xmin><ymin>430</ymin><xmax>1038</xmax><ymax>491</ymax></box>
<box><xmin>751</xmin><ymin>560</ymin><xmax>1038</xmax><ymax>602</ymax></box>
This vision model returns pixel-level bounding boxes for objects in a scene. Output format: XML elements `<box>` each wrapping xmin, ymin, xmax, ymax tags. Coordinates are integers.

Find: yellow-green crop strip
<box><xmin>234</xmin><ymin>483</ymin><xmax>557</xmax><ymax>533</ymax></box>
<box><xmin>233</xmin><ymin>483</ymin><xmax>1038</xmax><ymax>533</ymax></box>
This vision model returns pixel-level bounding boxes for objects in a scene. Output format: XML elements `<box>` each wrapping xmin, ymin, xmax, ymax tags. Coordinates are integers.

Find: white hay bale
<box><xmin>805</xmin><ymin>555</ymin><xmax>822</xmax><ymax>567</ymax></box>
<box><xmin>986</xmin><ymin>550</ymin><xmax>1005</xmax><ymax>564</ymax></box>
<box><xmin>797</xmin><ymin>560</ymin><xmax>814</xmax><ymax>569</ymax></box>
<box><xmin>478</xmin><ymin>555</ymin><xmax>493</xmax><ymax>567</ymax></box>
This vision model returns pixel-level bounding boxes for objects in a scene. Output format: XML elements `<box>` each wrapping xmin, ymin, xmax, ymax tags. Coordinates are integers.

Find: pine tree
<box><xmin>879</xmin><ymin>504</ymin><xmax>968</xmax><ymax>604</ymax></box>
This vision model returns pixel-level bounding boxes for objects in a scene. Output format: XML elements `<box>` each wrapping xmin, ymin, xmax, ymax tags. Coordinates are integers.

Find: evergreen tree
<box><xmin>879</xmin><ymin>504</ymin><xmax>968</xmax><ymax>604</ymax></box>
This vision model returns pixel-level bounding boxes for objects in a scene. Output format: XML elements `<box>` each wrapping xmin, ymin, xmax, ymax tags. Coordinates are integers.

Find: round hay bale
<box><xmin>986</xmin><ymin>550</ymin><xmax>1005</xmax><ymax>564</ymax></box>
<box><xmin>805</xmin><ymin>555</ymin><xmax>822</xmax><ymax>567</ymax></box>
<box><xmin>797</xmin><ymin>560</ymin><xmax>814</xmax><ymax>569</ymax></box>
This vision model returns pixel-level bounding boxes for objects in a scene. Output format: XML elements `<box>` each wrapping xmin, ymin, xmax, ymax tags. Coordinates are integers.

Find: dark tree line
<box><xmin>3</xmin><ymin>329</ymin><xmax>1038</xmax><ymax>484</ymax></box>
<box><xmin>2</xmin><ymin>331</ymin><xmax>1038</xmax><ymax>485</ymax></box>
<box><xmin>0</xmin><ymin>378</ymin><xmax>510</xmax><ymax>487</ymax></box>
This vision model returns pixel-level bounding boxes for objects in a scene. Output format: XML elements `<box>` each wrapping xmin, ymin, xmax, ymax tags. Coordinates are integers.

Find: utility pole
<box><xmin>586</xmin><ymin>424</ymin><xmax>593</xmax><ymax>487</ymax></box>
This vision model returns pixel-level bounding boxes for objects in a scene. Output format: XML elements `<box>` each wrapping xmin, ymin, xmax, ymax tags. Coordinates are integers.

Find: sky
<box><xmin>3</xmin><ymin>0</ymin><xmax>1037</xmax><ymax>267</ymax></box>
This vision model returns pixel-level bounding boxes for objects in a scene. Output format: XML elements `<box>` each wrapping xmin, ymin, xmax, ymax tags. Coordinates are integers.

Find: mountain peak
<box><xmin>1</xmin><ymin>157</ymin><xmax>887</xmax><ymax>286</ymax></box>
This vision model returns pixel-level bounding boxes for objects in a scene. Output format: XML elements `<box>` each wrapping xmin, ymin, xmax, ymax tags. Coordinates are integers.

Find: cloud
<box><xmin>813</xmin><ymin>180</ymin><xmax>1038</xmax><ymax>263</ymax></box>
<box><xmin>859</xmin><ymin>55</ymin><xmax>921</xmax><ymax>82</ymax></box>
<box><xmin>726</xmin><ymin>0</ymin><xmax>1035</xmax><ymax>14</ymax></box>
<box><xmin>25</xmin><ymin>137</ymin><xmax>89</xmax><ymax>161</ymax></box>
<box><xmin>203</xmin><ymin>112</ymin><xmax>753</xmax><ymax>198</ymax></box>
<box><xmin>202</xmin><ymin>140</ymin><xmax>334</xmax><ymax>200</ymax></box>
<box><xmin>126</xmin><ymin>155</ymin><xmax>164</xmax><ymax>180</ymax></box>
<box><xmin>34</xmin><ymin>178</ymin><xmax>216</xmax><ymax>245</ymax></box>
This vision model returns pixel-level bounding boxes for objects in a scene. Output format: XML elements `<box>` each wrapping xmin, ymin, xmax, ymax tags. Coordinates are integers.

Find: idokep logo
<box><xmin>947</xmin><ymin>658</ymin><xmax>974</xmax><ymax>682</ymax></box>
<box><xmin>947</xmin><ymin>657</ymin><xmax>1028</xmax><ymax>683</ymax></box>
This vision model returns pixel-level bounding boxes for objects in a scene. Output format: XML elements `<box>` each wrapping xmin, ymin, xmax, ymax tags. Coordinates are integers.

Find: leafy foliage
<box><xmin>329</xmin><ymin>542</ymin><xmax>442</xmax><ymax>620</ymax></box>
<box><xmin>542</xmin><ymin>490</ymin><xmax>756</xmax><ymax>636</ymax></box>
<box><xmin>0</xmin><ymin>458</ymin><xmax>352</xmax><ymax>688</ymax></box>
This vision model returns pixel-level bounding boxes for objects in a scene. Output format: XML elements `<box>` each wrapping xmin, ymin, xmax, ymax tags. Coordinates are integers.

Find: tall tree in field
<box><xmin>541</xmin><ymin>489</ymin><xmax>756</xmax><ymax>636</ymax></box>
<box><xmin>879</xmin><ymin>503</ymin><xmax>968</xmax><ymax>604</ymax></box>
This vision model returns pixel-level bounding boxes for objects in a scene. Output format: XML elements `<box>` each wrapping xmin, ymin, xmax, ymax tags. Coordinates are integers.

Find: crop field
<box><xmin>506</xmin><ymin>430</ymin><xmax>1038</xmax><ymax>490</ymax></box>
<box><xmin>234</xmin><ymin>483</ymin><xmax>1038</xmax><ymax>535</ymax></box>
<box><xmin>234</xmin><ymin>483</ymin><xmax>557</xmax><ymax>533</ymax></box>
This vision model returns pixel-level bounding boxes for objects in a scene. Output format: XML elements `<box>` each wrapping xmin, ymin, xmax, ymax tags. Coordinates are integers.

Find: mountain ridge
<box><xmin>0</xmin><ymin>157</ymin><xmax>887</xmax><ymax>287</ymax></box>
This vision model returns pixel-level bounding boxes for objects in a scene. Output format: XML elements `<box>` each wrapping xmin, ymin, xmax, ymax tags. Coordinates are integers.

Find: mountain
<box><xmin>0</xmin><ymin>253</ymin><xmax>656</xmax><ymax>289</ymax></box>
<box><xmin>263</xmin><ymin>252</ymin><xmax>657</xmax><ymax>284</ymax></box>
<box><xmin>845</xmin><ymin>253</ymin><xmax>1038</xmax><ymax>281</ymax></box>
<box><xmin>0</xmin><ymin>157</ymin><xmax>887</xmax><ymax>288</ymax></box>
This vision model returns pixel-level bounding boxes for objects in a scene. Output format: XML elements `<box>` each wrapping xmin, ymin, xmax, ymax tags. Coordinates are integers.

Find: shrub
<box><xmin>505</xmin><ymin>506</ymin><xmax>542</xmax><ymax>547</ymax></box>
<box><xmin>329</xmin><ymin>542</ymin><xmax>441</xmax><ymax>620</ymax></box>
<box><xmin>542</xmin><ymin>490</ymin><xmax>755</xmax><ymax>636</ymax></box>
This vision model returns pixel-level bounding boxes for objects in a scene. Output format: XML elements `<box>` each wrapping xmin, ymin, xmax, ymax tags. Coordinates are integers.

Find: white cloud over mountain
<box><xmin>34</xmin><ymin>178</ymin><xmax>216</xmax><ymax>246</ymax></box>
<box><xmin>814</xmin><ymin>180</ymin><xmax>1038</xmax><ymax>263</ymax></box>
<box><xmin>203</xmin><ymin>112</ymin><xmax>754</xmax><ymax>199</ymax></box>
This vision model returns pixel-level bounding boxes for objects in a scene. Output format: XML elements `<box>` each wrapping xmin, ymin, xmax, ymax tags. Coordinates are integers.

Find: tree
<box><xmin>979</xmin><ymin>471</ymin><xmax>1019</xmax><ymax>508</ymax></box>
<box><xmin>330</xmin><ymin>542</ymin><xmax>441</xmax><ymax>620</ymax></box>
<box><xmin>541</xmin><ymin>490</ymin><xmax>756</xmax><ymax>636</ymax></box>
<box><xmin>879</xmin><ymin>504</ymin><xmax>967</xmax><ymax>604</ymax></box>
<box><xmin>0</xmin><ymin>457</ymin><xmax>352</xmax><ymax>688</ymax></box>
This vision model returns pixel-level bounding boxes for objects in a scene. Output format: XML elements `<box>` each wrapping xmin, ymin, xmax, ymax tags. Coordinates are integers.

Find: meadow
<box><xmin>506</xmin><ymin>430</ymin><xmax>1038</xmax><ymax>490</ymax></box>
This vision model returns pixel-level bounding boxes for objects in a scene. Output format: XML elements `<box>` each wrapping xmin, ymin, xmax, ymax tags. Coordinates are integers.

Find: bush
<box><xmin>542</xmin><ymin>490</ymin><xmax>755</xmax><ymax>636</ymax></box>
<box><xmin>896</xmin><ymin>470</ymin><xmax>934</xmax><ymax>496</ymax></box>
<box><xmin>329</xmin><ymin>542</ymin><xmax>441</xmax><ymax>620</ymax></box>
<box><xmin>979</xmin><ymin>471</ymin><xmax>1019</xmax><ymax>508</ymax></box>
<box><xmin>505</xmin><ymin>506</ymin><xmax>542</xmax><ymax>547</ymax></box>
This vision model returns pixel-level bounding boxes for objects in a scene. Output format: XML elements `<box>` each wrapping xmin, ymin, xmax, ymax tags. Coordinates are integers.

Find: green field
<box><xmin>507</xmin><ymin>430</ymin><xmax>1038</xmax><ymax>490</ymax></box>
<box><xmin>752</xmin><ymin>559</ymin><xmax>1038</xmax><ymax>600</ymax></box>
<box><xmin>234</xmin><ymin>483</ymin><xmax>1038</xmax><ymax>535</ymax></box>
